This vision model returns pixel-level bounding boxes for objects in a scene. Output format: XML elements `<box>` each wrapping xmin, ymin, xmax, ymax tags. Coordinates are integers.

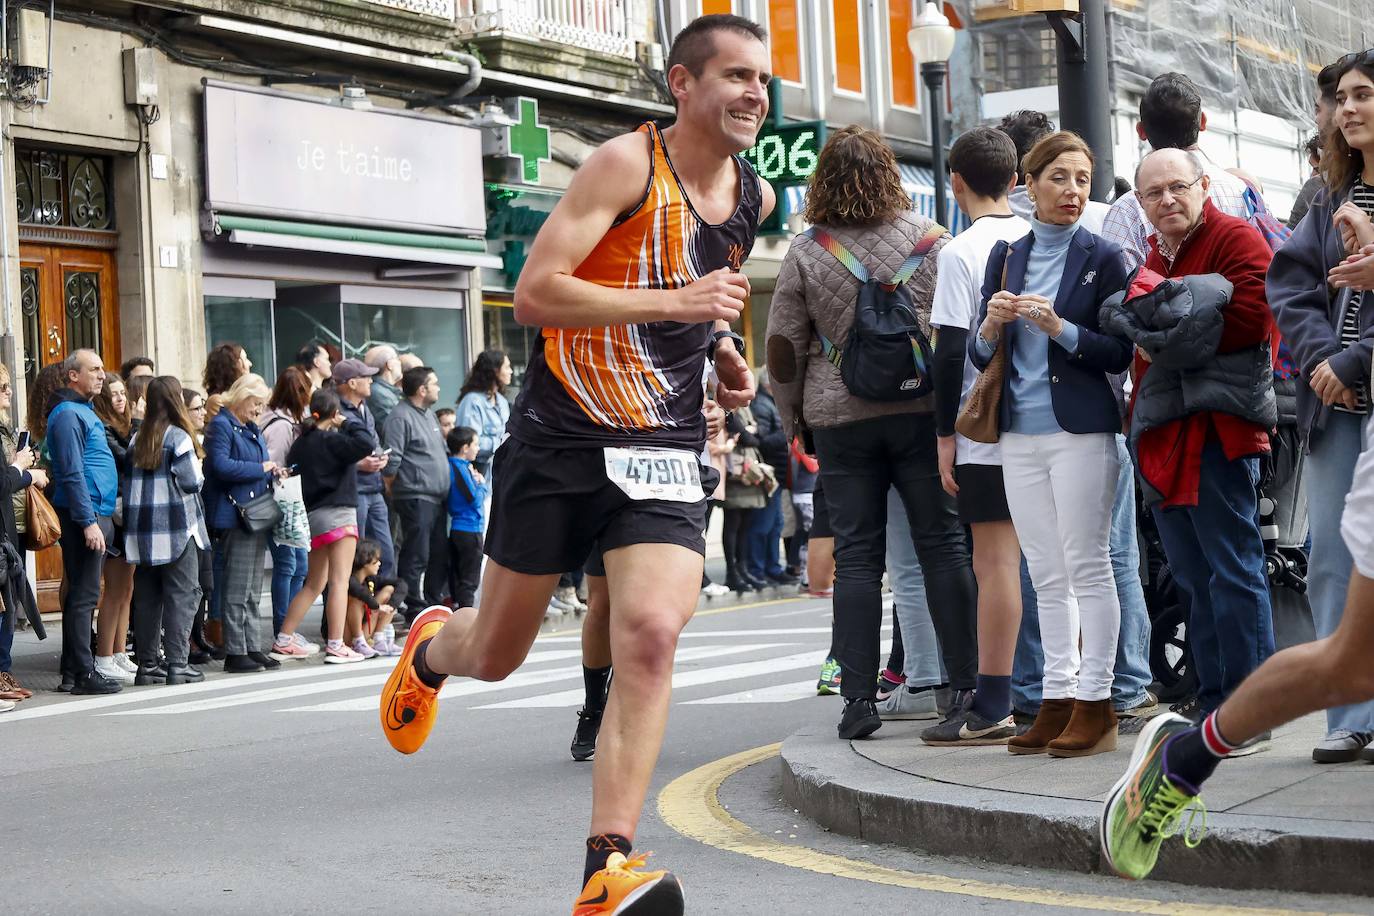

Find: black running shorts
<box><xmin>954</xmin><ymin>462</ymin><xmax>1012</xmax><ymax>524</ymax></box>
<box><xmin>486</xmin><ymin>437</ymin><xmax>715</xmax><ymax>576</ymax></box>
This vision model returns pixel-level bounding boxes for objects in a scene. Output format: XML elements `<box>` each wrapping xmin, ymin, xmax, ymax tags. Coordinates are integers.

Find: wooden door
<box><xmin>18</xmin><ymin>244</ymin><xmax>121</xmax><ymax>611</ymax></box>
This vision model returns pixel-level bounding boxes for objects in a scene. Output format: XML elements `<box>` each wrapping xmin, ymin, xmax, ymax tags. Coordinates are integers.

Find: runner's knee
<box><xmin>612</xmin><ymin>616</ymin><xmax>681</xmax><ymax>676</ymax></box>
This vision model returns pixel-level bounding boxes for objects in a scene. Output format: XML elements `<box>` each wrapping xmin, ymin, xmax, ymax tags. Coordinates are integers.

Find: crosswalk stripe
<box><xmin>282</xmin><ymin>643</ymin><xmax>785</xmax><ymax>714</ymax></box>
<box><xmin>680</xmin><ymin>679</ymin><xmax>817</xmax><ymax>705</ymax></box>
<box><xmin>475</xmin><ymin>651</ymin><xmax>824</xmax><ymax>709</ymax></box>
<box><xmin>533</xmin><ymin>626</ymin><xmax>886</xmax><ymax>645</ymax></box>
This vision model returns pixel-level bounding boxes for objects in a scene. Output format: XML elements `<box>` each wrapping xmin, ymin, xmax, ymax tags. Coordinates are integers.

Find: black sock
<box><xmin>412</xmin><ymin>638</ymin><xmax>447</xmax><ymax>690</ymax></box>
<box><xmin>1163</xmin><ymin>714</ymin><xmax>1230</xmax><ymax>792</ymax></box>
<box><xmin>584</xmin><ymin>833</ymin><xmax>633</xmax><ymax>885</ymax></box>
<box><xmin>583</xmin><ymin>664</ymin><xmax>612</xmax><ymax>713</ymax></box>
<box><xmin>971</xmin><ymin>674</ymin><xmax>1012</xmax><ymax>722</ymax></box>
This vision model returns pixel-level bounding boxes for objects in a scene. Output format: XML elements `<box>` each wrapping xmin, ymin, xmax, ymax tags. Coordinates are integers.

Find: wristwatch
<box><xmin>709</xmin><ymin>330</ymin><xmax>746</xmax><ymax>363</ymax></box>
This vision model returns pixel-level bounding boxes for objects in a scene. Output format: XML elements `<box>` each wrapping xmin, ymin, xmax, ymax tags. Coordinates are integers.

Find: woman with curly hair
<box><xmin>202</xmin><ymin>342</ymin><xmax>251</xmax><ymax>420</ymax></box>
<box><xmin>765</xmin><ymin>125</ymin><xmax>978</xmax><ymax>741</ymax></box>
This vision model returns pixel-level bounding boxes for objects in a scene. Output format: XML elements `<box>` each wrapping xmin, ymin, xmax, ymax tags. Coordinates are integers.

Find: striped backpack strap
<box><xmin>887</xmin><ymin>225</ymin><xmax>948</xmax><ymax>289</ymax></box>
<box><xmin>805</xmin><ymin>227</ymin><xmax>869</xmax><ymax>282</ymax></box>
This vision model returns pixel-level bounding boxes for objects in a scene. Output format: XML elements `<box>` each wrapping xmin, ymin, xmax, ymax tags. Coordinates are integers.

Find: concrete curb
<box><xmin>780</xmin><ymin>727</ymin><xmax>1374</xmax><ymax>896</ymax></box>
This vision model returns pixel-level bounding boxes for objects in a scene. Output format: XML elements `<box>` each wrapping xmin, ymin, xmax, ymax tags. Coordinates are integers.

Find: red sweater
<box><xmin>1134</xmin><ymin>201</ymin><xmax>1276</xmax><ymax>507</ymax></box>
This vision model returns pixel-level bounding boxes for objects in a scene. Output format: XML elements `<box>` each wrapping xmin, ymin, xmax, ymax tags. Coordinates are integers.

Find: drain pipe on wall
<box><xmin>425</xmin><ymin>49</ymin><xmax>483</xmax><ymax>110</ymax></box>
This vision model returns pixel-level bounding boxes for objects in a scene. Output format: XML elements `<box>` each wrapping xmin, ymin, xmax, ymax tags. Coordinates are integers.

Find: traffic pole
<box><xmin>921</xmin><ymin>61</ymin><xmax>949</xmax><ymax>228</ymax></box>
<box><xmin>1048</xmin><ymin>0</ymin><xmax>1114</xmax><ymax>201</ymax></box>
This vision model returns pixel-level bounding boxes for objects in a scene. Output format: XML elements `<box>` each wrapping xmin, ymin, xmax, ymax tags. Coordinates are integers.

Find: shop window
<box><xmin>769</xmin><ymin>0</ymin><xmax>803</xmax><ymax>83</ymax></box>
<box><xmin>14</xmin><ymin>148</ymin><xmax>114</xmax><ymax>230</ymax></box>
<box><xmin>889</xmin><ymin>0</ymin><xmax>917</xmax><ymax>109</ymax></box>
<box><xmin>205</xmin><ymin>296</ymin><xmax>277</xmax><ymax>381</ymax></box>
<box><xmin>344</xmin><ymin>303</ymin><xmax>468</xmax><ymax>404</ymax></box>
<box><xmin>274</xmin><ymin>300</ymin><xmax>343</xmax><ymax>379</ymax></box>
<box><xmin>482</xmin><ymin>299</ymin><xmax>536</xmax><ymax>395</ymax></box>
<box><xmin>831</xmin><ymin>0</ymin><xmax>864</xmax><ymax>94</ymax></box>
<box><xmin>19</xmin><ymin>267</ymin><xmax>40</xmax><ymax>386</ymax></box>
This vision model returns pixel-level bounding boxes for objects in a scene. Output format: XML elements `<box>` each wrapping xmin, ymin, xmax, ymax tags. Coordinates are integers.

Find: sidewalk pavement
<box><xmin>782</xmin><ymin>712</ymin><xmax>1374</xmax><ymax>897</ymax></box>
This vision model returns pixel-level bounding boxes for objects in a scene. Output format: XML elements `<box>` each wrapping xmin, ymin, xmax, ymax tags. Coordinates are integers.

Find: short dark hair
<box><xmin>401</xmin><ymin>366</ymin><xmax>436</xmax><ymax>398</ymax></box>
<box><xmin>436</xmin><ymin>407</ymin><xmax>456</xmax><ymax>421</ymax></box>
<box><xmin>1139</xmin><ymin>73</ymin><xmax>1202</xmax><ymax>150</ymax></box>
<box><xmin>120</xmin><ymin>356</ymin><xmax>153</xmax><ymax>380</ymax></box>
<box><xmin>996</xmin><ymin>110</ymin><xmax>1054</xmax><ymax>181</ymax></box>
<box><xmin>353</xmin><ymin>539</ymin><xmax>382</xmax><ymax>573</ymax></box>
<box><xmin>304</xmin><ymin>387</ymin><xmax>341</xmax><ymax>429</ymax></box>
<box><xmin>948</xmin><ymin>128</ymin><xmax>1018</xmax><ymax>199</ymax></box>
<box><xmin>666</xmin><ymin>14</ymin><xmax>766</xmax><ymax>79</ymax></box>
<box><xmin>295</xmin><ymin>341</ymin><xmax>325</xmax><ymax>369</ymax></box>
<box><xmin>1317</xmin><ymin>59</ymin><xmax>1343</xmax><ymax>105</ymax></box>
<box><xmin>1304</xmin><ymin>133</ymin><xmax>1322</xmax><ymax>159</ymax></box>
<box><xmin>447</xmin><ymin>426</ymin><xmax>478</xmax><ymax>454</ymax></box>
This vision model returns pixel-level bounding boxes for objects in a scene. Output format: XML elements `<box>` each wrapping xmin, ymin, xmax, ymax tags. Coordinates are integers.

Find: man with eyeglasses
<box><xmin>1101</xmin><ymin>73</ymin><xmax>1252</xmax><ymax>273</ymax></box>
<box><xmin>1109</xmin><ymin>147</ymin><xmax>1279</xmax><ymax>733</ymax></box>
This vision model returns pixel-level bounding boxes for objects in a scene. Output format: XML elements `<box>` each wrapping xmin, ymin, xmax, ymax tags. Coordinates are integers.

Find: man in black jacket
<box><xmin>746</xmin><ymin>371</ymin><xmax>797</xmax><ymax>585</ymax></box>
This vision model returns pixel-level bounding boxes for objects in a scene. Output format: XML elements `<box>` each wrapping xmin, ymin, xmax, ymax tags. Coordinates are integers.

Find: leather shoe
<box><xmin>838</xmin><ymin>697</ymin><xmax>882</xmax><ymax>739</ymax></box>
<box><xmin>247</xmin><ymin>650</ymin><xmax>281</xmax><ymax>670</ymax></box>
<box><xmin>224</xmin><ymin>654</ymin><xmax>266</xmax><ymax>673</ymax></box>
<box><xmin>134</xmin><ymin>663</ymin><xmax>168</xmax><ymax>686</ymax></box>
<box><xmin>166</xmin><ymin>664</ymin><xmax>205</xmax><ymax>685</ymax></box>
<box><xmin>72</xmin><ymin>671</ymin><xmax>123</xmax><ymax>695</ymax></box>
<box><xmin>743</xmin><ymin>574</ymin><xmax>770</xmax><ymax>590</ymax></box>
<box><xmin>767</xmin><ymin>571</ymin><xmax>800</xmax><ymax>586</ymax></box>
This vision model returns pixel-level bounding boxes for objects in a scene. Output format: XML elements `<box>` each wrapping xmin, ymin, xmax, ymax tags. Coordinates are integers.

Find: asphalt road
<box><xmin>4</xmin><ymin>590</ymin><xmax>1369</xmax><ymax>915</ymax></box>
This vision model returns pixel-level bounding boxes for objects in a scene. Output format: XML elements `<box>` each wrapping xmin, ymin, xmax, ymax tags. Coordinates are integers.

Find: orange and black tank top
<box><xmin>507</xmin><ymin>121</ymin><xmax>763</xmax><ymax>450</ymax></box>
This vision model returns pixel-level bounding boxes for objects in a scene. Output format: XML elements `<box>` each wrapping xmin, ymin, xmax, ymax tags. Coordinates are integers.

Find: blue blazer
<box><xmin>202</xmin><ymin>409</ymin><xmax>273</xmax><ymax>531</ymax></box>
<box><xmin>969</xmin><ymin>226</ymin><xmax>1132</xmax><ymax>435</ymax></box>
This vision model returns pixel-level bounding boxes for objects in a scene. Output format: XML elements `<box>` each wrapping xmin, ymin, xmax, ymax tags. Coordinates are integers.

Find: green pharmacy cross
<box><xmin>508</xmin><ymin>98</ymin><xmax>551</xmax><ymax>184</ymax></box>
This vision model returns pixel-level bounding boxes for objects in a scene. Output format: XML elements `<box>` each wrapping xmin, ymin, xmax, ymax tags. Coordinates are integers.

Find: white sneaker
<box><xmin>701</xmin><ymin>582</ymin><xmax>731</xmax><ymax>598</ymax></box>
<box><xmin>0</xmin><ymin>698</ymin><xmax>13</xmax><ymax>713</ymax></box>
<box><xmin>291</xmin><ymin>633</ymin><xmax>320</xmax><ymax>656</ymax></box>
<box><xmin>113</xmin><ymin>652</ymin><xmax>138</xmax><ymax>674</ymax></box>
<box><xmin>323</xmin><ymin>643</ymin><xmax>364</xmax><ymax>664</ymax></box>
<box><xmin>544</xmin><ymin>601</ymin><xmax>566</xmax><ymax>622</ymax></box>
<box><xmin>877</xmin><ymin>686</ymin><xmax>940</xmax><ymax>720</ymax></box>
<box><xmin>95</xmin><ymin>656</ymin><xmax>135</xmax><ymax>685</ymax></box>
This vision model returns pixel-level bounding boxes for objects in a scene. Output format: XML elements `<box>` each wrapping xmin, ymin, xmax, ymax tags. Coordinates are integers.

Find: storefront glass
<box><xmin>204</xmin><ymin>295</ymin><xmax>276</xmax><ymax>380</ymax></box>
<box><xmin>343</xmin><ymin>302</ymin><xmax>468</xmax><ymax>400</ymax></box>
<box><xmin>274</xmin><ymin>300</ymin><xmax>343</xmax><ymax>374</ymax></box>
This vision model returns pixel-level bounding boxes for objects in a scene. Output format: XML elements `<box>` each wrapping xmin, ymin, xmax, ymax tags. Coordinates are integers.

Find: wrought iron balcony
<box><xmin>456</xmin><ymin>0</ymin><xmax>636</xmax><ymax>59</ymax></box>
<box><xmin>361</xmin><ymin>0</ymin><xmax>457</xmax><ymax>18</ymax></box>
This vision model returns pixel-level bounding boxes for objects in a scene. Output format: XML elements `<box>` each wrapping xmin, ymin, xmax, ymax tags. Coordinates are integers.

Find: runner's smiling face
<box><xmin>673</xmin><ymin>30</ymin><xmax>770</xmax><ymax>154</ymax></box>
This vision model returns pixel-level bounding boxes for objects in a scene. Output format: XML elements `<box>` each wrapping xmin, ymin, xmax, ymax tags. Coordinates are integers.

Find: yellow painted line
<box><xmin>658</xmin><ymin>744</ymin><xmax>1352</xmax><ymax>916</ymax></box>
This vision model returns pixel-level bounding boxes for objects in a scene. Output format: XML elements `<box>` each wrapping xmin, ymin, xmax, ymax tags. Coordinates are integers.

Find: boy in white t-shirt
<box><xmin>922</xmin><ymin>127</ymin><xmax>1031</xmax><ymax>745</ymax></box>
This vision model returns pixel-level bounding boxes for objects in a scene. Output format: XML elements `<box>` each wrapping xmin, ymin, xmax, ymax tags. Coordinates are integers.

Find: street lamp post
<box><xmin>908</xmin><ymin>3</ymin><xmax>957</xmax><ymax>227</ymax></box>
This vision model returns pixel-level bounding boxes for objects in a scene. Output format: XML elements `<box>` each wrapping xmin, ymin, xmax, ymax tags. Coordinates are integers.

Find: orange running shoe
<box><xmin>572</xmin><ymin>852</ymin><xmax>684</xmax><ymax>916</ymax></box>
<box><xmin>379</xmin><ymin>606</ymin><xmax>452</xmax><ymax>754</ymax></box>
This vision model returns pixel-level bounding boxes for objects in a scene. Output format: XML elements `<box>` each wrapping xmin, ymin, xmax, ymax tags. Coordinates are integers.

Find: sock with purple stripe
<box><xmin>1162</xmin><ymin>712</ymin><xmax>1232</xmax><ymax>792</ymax></box>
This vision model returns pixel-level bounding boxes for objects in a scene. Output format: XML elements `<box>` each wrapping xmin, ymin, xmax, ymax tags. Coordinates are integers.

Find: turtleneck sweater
<box><xmin>976</xmin><ymin>217</ymin><xmax>1082</xmax><ymax>434</ymax></box>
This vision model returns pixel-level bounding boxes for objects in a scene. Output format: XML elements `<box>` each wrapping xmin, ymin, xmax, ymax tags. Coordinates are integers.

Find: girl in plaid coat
<box><xmin>125</xmin><ymin>377</ymin><xmax>209</xmax><ymax>685</ymax></box>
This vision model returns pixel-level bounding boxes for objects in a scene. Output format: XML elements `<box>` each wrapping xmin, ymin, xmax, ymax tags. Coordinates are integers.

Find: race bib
<box><xmin>603</xmin><ymin>447</ymin><xmax>702</xmax><ymax>503</ymax></box>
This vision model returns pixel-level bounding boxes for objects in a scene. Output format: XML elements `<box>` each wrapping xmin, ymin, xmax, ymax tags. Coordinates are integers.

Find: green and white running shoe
<box><xmin>816</xmin><ymin>657</ymin><xmax>841</xmax><ymax>696</ymax></box>
<box><xmin>1101</xmin><ymin>713</ymin><xmax>1208</xmax><ymax>880</ymax></box>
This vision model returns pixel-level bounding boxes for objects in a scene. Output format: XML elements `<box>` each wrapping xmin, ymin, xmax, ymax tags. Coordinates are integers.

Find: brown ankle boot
<box><xmin>1007</xmin><ymin>698</ymin><xmax>1075</xmax><ymax>755</ymax></box>
<box><xmin>1047</xmin><ymin>699</ymin><xmax>1118</xmax><ymax>758</ymax></box>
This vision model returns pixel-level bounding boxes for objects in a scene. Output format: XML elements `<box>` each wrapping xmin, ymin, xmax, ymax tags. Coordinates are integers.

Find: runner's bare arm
<box><xmin>514</xmin><ymin>134</ymin><xmax>748</xmax><ymax>329</ymax></box>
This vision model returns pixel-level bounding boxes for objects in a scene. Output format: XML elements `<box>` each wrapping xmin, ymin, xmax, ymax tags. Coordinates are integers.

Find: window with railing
<box><xmin>455</xmin><ymin>0</ymin><xmax>635</xmax><ymax>58</ymax></box>
<box><xmin>979</xmin><ymin>24</ymin><xmax>1056</xmax><ymax>93</ymax></box>
<box><xmin>362</xmin><ymin>0</ymin><xmax>457</xmax><ymax>18</ymax></box>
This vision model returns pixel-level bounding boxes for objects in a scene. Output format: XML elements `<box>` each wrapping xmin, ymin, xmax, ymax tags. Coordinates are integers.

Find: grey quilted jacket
<box><xmin>766</xmin><ymin>211</ymin><xmax>949</xmax><ymax>439</ymax></box>
<box><xmin>1100</xmin><ymin>271</ymin><xmax>1276</xmax><ymax>503</ymax></box>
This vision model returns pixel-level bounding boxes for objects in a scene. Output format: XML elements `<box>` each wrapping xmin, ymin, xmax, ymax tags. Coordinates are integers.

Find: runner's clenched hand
<box><xmin>714</xmin><ymin>341</ymin><xmax>755</xmax><ymax>410</ymax></box>
<box><xmin>675</xmin><ymin>269</ymin><xmax>749</xmax><ymax>323</ymax></box>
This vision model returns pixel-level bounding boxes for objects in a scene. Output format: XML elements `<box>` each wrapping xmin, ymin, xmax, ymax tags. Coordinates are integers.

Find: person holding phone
<box><xmin>335</xmin><ymin>359</ymin><xmax>396</xmax><ymax>602</ymax></box>
<box><xmin>0</xmin><ymin>362</ymin><xmax>45</xmax><ymax>706</ymax></box>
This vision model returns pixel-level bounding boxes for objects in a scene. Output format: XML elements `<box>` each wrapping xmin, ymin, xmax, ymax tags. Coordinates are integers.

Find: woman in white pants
<box><xmin>968</xmin><ymin>131</ymin><xmax>1133</xmax><ymax>757</ymax></box>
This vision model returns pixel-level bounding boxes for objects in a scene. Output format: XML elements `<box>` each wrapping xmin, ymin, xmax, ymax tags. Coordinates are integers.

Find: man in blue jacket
<box><xmin>47</xmin><ymin>349</ymin><xmax>120</xmax><ymax>694</ymax></box>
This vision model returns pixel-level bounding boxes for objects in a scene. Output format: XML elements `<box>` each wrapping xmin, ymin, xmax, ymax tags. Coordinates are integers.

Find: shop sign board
<box><xmin>204</xmin><ymin>82</ymin><xmax>485</xmax><ymax>235</ymax></box>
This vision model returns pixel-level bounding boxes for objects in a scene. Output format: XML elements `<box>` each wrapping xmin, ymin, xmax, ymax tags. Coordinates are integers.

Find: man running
<box><xmin>379</xmin><ymin>14</ymin><xmax>773</xmax><ymax>913</ymax></box>
<box><xmin>1102</xmin><ymin>420</ymin><xmax>1374</xmax><ymax>879</ymax></box>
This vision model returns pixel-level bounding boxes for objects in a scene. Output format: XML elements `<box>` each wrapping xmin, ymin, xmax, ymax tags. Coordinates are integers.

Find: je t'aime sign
<box><xmin>203</xmin><ymin>82</ymin><xmax>485</xmax><ymax>235</ymax></box>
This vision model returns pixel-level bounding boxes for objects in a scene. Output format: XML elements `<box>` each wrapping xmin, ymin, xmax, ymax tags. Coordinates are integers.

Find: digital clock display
<box><xmin>741</xmin><ymin>121</ymin><xmax>826</xmax><ymax>186</ymax></box>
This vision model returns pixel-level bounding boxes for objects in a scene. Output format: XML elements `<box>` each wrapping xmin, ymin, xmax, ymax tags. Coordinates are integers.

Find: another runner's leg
<box><xmin>579</xmin><ymin>543</ymin><xmax>700</xmax><ymax>900</ymax></box>
<box><xmin>1103</xmin><ymin>571</ymin><xmax>1374</xmax><ymax>879</ymax></box>
<box><xmin>573</xmin><ymin>574</ymin><xmax>613</xmax><ymax>761</ymax></box>
<box><xmin>380</xmin><ymin>562</ymin><xmax>557</xmax><ymax>754</ymax></box>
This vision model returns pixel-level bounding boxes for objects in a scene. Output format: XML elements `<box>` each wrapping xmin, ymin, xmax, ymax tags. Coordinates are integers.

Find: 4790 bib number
<box><xmin>603</xmin><ymin>447</ymin><xmax>702</xmax><ymax>503</ymax></box>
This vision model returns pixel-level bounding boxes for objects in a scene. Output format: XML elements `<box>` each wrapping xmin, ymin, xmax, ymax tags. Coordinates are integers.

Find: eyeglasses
<box><xmin>1137</xmin><ymin>174</ymin><xmax>1204</xmax><ymax>205</ymax></box>
<box><xmin>189</xmin><ymin>404</ymin><xmax>206</xmax><ymax>412</ymax></box>
<box><xmin>0</xmin><ymin>384</ymin><xmax>11</xmax><ymax>393</ymax></box>
<box><xmin>1320</xmin><ymin>49</ymin><xmax>1374</xmax><ymax>87</ymax></box>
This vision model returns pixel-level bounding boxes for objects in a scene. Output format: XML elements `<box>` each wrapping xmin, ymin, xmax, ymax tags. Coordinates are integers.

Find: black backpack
<box><xmin>806</xmin><ymin>225</ymin><xmax>945</xmax><ymax>402</ymax></box>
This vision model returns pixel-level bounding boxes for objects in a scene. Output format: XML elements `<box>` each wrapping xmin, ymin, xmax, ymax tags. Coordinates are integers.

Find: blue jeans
<box><xmin>746</xmin><ymin>485</ymin><xmax>786</xmax><ymax>579</ymax></box>
<box><xmin>357</xmin><ymin>490</ymin><xmax>396</xmax><ymax>579</ymax></box>
<box><xmin>1152</xmin><ymin>440</ymin><xmax>1275</xmax><ymax>714</ymax></box>
<box><xmin>208</xmin><ymin>534</ymin><xmax>227</xmax><ymax>622</ymax></box>
<box><xmin>884</xmin><ymin>487</ymin><xmax>945</xmax><ymax>688</ymax></box>
<box><xmin>1012</xmin><ymin>435</ymin><xmax>1156</xmax><ymax>712</ymax></box>
<box><xmin>269</xmin><ymin>538</ymin><xmax>308</xmax><ymax>635</ymax></box>
<box><xmin>1305</xmin><ymin>410</ymin><xmax>1374</xmax><ymax>733</ymax></box>
<box><xmin>0</xmin><ymin>601</ymin><xmax>13</xmax><ymax>673</ymax></box>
